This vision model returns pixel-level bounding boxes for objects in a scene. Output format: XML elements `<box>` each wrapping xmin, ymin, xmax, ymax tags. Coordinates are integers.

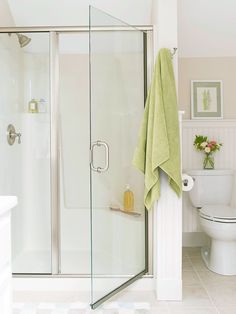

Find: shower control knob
<box><xmin>7</xmin><ymin>124</ymin><xmax>22</xmax><ymax>145</ymax></box>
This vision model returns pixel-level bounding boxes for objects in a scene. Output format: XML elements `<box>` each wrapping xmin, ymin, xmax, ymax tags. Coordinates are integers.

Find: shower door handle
<box><xmin>90</xmin><ymin>140</ymin><xmax>109</xmax><ymax>173</ymax></box>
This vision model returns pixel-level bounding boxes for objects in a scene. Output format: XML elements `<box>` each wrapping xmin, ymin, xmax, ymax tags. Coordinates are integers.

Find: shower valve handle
<box><xmin>16</xmin><ymin>132</ymin><xmax>21</xmax><ymax>144</ymax></box>
<box><xmin>7</xmin><ymin>124</ymin><xmax>22</xmax><ymax>145</ymax></box>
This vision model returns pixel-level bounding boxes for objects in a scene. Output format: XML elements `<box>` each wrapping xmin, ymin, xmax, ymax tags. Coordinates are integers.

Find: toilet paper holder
<box><xmin>182</xmin><ymin>174</ymin><xmax>195</xmax><ymax>191</ymax></box>
<box><xmin>182</xmin><ymin>177</ymin><xmax>195</xmax><ymax>186</ymax></box>
<box><xmin>182</xmin><ymin>176</ymin><xmax>195</xmax><ymax>186</ymax></box>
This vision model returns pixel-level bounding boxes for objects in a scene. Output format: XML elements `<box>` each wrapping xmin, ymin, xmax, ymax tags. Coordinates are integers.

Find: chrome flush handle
<box><xmin>7</xmin><ymin>124</ymin><xmax>22</xmax><ymax>145</ymax></box>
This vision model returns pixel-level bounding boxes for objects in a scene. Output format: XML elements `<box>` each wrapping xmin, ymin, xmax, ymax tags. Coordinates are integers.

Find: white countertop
<box><xmin>0</xmin><ymin>196</ymin><xmax>17</xmax><ymax>216</ymax></box>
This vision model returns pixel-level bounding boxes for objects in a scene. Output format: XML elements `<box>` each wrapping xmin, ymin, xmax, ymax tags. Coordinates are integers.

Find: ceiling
<box><xmin>7</xmin><ymin>0</ymin><xmax>153</xmax><ymax>26</ymax></box>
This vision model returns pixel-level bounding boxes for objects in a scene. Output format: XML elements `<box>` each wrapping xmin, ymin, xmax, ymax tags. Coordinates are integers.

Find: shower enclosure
<box><xmin>0</xmin><ymin>7</ymin><xmax>153</xmax><ymax>308</ymax></box>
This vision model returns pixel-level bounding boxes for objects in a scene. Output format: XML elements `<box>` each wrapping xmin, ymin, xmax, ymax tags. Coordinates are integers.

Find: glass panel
<box><xmin>0</xmin><ymin>33</ymin><xmax>51</xmax><ymax>273</ymax></box>
<box><xmin>58</xmin><ymin>33</ymin><xmax>90</xmax><ymax>274</ymax></box>
<box><xmin>89</xmin><ymin>7</ymin><xmax>147</xmax><ymax>307</ymax></box>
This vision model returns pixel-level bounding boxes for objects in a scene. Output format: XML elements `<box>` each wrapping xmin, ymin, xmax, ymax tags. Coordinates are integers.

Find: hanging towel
<box><xmin>132</xmin><ymin>48</ymin><xmax>182</xmax><ymax>209</ymax></box>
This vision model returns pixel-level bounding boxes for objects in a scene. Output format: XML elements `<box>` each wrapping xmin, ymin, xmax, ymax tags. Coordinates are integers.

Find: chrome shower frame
<box><xmin>0</xmin><ymin>26</ymin><xmax>154</xmax><ymax>278</ymax></box>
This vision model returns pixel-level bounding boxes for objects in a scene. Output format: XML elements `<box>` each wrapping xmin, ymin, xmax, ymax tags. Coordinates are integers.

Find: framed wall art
<box><xmin>191</xmin><ymin>80</ymin><xmax>223</xmax><ymax>119</ymax></box>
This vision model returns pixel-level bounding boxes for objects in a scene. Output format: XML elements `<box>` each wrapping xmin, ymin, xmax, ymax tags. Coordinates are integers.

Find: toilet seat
<box><xmin>200</xmin><ymin>205</ymin><xmax>236</xmax><ymax>223</ymax></box>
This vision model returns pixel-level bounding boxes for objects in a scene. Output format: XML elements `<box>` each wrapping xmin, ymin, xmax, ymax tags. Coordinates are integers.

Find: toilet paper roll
<box><xmin>182</xmin><ymin>173</ymin><xmax>194</xmax><ymax>191</ymax></box>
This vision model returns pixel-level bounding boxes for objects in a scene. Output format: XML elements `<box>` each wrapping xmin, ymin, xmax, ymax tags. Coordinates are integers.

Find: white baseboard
<box><xmin>156</xmin><ymin>279</ymin><xmax>182</xmax><ymax>300</ymax></box>
<box><xmin>182</xmin><ymin>232</ymin><xmax>210</xmax><ymax>247</ymax></box>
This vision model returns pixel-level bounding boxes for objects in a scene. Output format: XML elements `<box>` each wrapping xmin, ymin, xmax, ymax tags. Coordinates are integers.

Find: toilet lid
<box><xmin>200</xmin><ymin>205</ymin><xmax>236</xmax><ymax>221</ymax></box>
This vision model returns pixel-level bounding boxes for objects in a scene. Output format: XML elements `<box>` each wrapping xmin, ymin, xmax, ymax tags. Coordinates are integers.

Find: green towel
<box><xmin>133</xmin><ymin>48</ymin><xmax>182</xmax><ymax>209</ymax></box>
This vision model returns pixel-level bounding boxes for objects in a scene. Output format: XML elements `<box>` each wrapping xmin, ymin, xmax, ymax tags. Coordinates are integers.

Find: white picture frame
<box><xmin>191</xmin><ymin>80</ymin><xmax>223</xmax><ymax>119</ymax></box>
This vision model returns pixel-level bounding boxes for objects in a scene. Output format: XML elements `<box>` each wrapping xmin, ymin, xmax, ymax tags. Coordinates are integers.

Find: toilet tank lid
<box><xmin>187</xmin><ymin>169</ymin><xmax>234</xmax><ymax>176</ymax></box>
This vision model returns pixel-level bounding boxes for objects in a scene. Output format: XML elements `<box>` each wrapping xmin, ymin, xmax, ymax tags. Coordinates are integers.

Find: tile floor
<box><xmin>13</xmin><ymin>247</ymin><xmax>236</xmax><ymax>314</ymax></box>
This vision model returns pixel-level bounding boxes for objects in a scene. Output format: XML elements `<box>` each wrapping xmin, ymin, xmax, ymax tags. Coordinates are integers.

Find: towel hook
<box><xmin>171</xmin><ymin>47</ymin><xmax>177</xmax><ymax>58</ymax></box>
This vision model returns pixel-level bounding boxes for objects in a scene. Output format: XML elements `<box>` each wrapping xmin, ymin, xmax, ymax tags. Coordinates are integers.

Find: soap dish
<box><xmin>109</xmin><ymin>207</ymin><xmax>141</xmax><ymax>217</ymax></box>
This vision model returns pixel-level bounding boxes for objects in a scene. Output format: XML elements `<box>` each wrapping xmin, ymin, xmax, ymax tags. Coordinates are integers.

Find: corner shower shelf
<box><xmin>109</xmin><ymin>207</ymin><xmax>141</xmax><ymax>217</ymax></box>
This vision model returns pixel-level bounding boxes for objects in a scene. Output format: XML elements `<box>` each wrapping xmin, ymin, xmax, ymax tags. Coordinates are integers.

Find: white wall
<box><xmin>178</xmin><ymin>0</ymin><xmax>236</xmax><ymax>58</ymax></box>
<box><xmin>1</xmin><ymin>0</ymin><xmax>52</xmax><ymax>274</ymax></box>
<box><xmin>0</xmin><ymin>32</ymin><xmax>51</xmax><ymax>272</ymax></box>
<box><xmin>179</xmin><ymin>57</ymin><xmax>236</xmax><ymax>119</ymax></box>
<box><xmin>151</xmin><ymin>0</ymin><xmax>182</xmax><ymax>301</ymax></box>
<box><xmin>14</xmin><ymin>50</ymin><xmax>51</xmax><ymax>273</ymax></box>
<box><xmin>178</xmin><ymin>1</ymin><xmax>236</xmax><ymax>121</ymax></box>
<box><xmin>0</xmin><ymin>0</ymin><xmax>15</xmax><ymax>26</ymax></box>
<box><xmin>20</xmin><ymin>50</ymin><xmax>51</xmax><ymax>255</ymax></box>
<box><xmin>0</xmin><ymin>34</ymin><xmax>24</xmax><ymax>260</ymax></box>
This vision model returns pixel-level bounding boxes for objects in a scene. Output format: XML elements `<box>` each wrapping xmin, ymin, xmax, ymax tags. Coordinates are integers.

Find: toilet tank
<box><xmin>187</xmin><ymin>169</ymin><xmax>234</xmax><ymax>208</ymax></box>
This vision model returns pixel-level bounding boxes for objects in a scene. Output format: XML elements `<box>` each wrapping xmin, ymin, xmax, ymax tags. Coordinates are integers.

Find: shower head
<box><xmin>16</xmin><ymin>34</ymin><xmax>31</xmax><ymax>48</ymax></box>
<box><xmin>8</xmin><ymin>33</ymin><xmax>31</xmax><ymax>48</ymax></box>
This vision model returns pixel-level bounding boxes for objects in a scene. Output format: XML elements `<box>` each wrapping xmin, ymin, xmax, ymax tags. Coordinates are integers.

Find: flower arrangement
<box><xmin>193</xmin><ymin>135</ymin><xmax>222</xmax><ymax>169</ymax></box>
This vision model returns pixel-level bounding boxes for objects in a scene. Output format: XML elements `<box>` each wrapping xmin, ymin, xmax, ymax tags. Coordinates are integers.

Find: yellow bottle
<box><xmin>123</xmin><ymin>184</ymin><xmax>134</xmax><ymax>212</ymax></box>
<box><xmin>28</xmin><ymin>99</ymin><xmax>38</xmax><ymax>113</ymax></box>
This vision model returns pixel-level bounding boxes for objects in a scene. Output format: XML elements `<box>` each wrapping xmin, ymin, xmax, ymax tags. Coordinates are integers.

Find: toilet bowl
<box><xmin>187</xmin><ymin>169</ymin><xmax>236</xmax><ymax>275</ymax></box>
<box><xmin>199</xmin><ymin>205</ymin><xmax>236</xmax><ymax>275</ymax></box>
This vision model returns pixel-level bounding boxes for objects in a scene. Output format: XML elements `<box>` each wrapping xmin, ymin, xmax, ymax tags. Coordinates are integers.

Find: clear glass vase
<box><xmin>203</xmin><ymin>153</ymin><xmax>214</xmax><ymax>169</ymax></box>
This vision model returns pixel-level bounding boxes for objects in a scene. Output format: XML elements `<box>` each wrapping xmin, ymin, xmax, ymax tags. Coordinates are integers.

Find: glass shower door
<box><xmin>89</xmin><ymin>7</ymin><xmax>147</xmax><ymax>308</ymax></box>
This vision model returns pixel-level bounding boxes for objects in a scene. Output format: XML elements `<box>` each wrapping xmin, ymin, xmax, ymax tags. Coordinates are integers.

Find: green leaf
<box><xmin>194</xmin><ymin>135</ymin><xmax>208</xmax><ymax>145</ymax></box>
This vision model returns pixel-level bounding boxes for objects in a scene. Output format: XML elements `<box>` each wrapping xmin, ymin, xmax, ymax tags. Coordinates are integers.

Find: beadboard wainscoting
<box><xmin>182</xmin><ymin>119</ymin><xmax>236</xmax><ymax>246</ymax></box>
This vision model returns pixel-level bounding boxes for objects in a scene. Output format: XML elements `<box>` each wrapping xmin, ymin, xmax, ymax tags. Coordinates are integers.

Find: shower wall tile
<box><xmin>182</xmin><ymin>119</ymin><xmax>236</xmax><ymax>232</ymax></box>
<box><xmin>0</xmin><ymin>34</ymin><xmax>24</xmax><ymax>258</ymax></box>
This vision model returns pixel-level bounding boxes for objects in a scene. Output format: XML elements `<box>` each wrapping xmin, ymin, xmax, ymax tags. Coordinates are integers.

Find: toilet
<box><xmin>188</xmin><ymin>169</ymin><xmax>236</xmax><ymax>275</ymax></box>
